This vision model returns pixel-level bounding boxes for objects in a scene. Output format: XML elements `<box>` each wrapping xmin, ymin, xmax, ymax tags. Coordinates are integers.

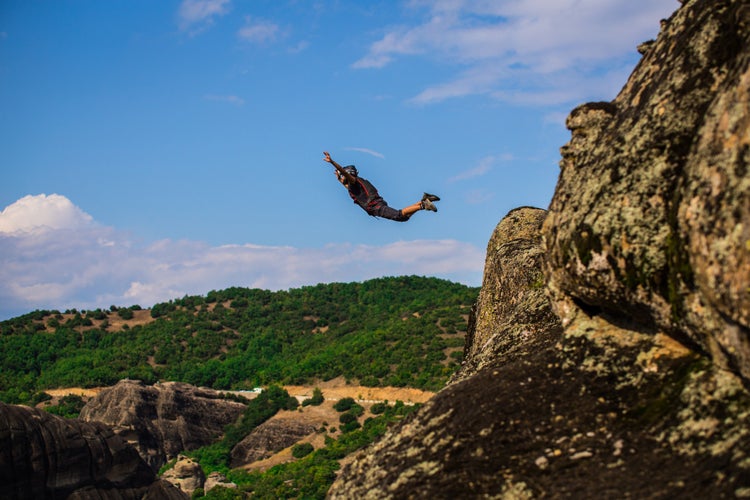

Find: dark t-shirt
<box><xmin>347</xmin><ymin>177</ymin><xmax>383</xmax><ymax>212</ymax></box>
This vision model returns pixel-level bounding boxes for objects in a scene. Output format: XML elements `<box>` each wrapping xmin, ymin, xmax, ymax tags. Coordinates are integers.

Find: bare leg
<box><xmin>401</xmin><ymin>202</ymin><xmax>423</xmax><ymax>218</ymax></box>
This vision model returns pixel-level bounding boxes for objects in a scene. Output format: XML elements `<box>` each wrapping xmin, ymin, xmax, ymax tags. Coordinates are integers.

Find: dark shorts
<box><xmin>368</xmin><ymin>203</ymin><xmax>411</xmax><ymax>222</ymax></box>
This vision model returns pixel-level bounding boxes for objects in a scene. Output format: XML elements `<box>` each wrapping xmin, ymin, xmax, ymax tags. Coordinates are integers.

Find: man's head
<box><xmin>343</xmin><ymin>165</ymin><xmax>358</xmax><ymax>177</ymax></box>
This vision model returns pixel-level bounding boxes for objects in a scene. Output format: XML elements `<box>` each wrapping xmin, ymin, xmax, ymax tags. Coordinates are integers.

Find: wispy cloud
<box><xmin>0</xmin><ymin>195</ymin><xmax>483</xmax><ymax>320</ymax></box>
<box><xmin>177</xmin><ymin>0</ymin><xmax>231</xmax><ymax>35</ymax></box>
<box><xmin>344</xmin><ymin>147</ymin><xmax>386</xmax><ymax>159</ymax></box>
<box><xmin>288</xmin><ymin>40</ymin><xmax>310</xmax><ymax>54</ymax></box>
<box><xmin>238</xmin><ymin>16</ymin><xmax>282</xmax><ymax>44</ymax></box>
<box><xmin>449</xmin><ymin>155</ymin><xmax>508</xmax><ymax>183</ymax></box>
<box><xmin>204</xmin><ymin>94</ymin><xmax>245</xmax><ymax>106</ymax></box>
<box><xmin>355</xmin><ymin>0</ymin><xmax>677</xmax><ymax>106</ymax></box>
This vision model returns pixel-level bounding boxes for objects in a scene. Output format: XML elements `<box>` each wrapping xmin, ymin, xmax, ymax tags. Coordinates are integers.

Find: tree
<box><xmin>302</xmin><ymin>387</ymin><xmax>324</xmax><ymax>406</ymax></box>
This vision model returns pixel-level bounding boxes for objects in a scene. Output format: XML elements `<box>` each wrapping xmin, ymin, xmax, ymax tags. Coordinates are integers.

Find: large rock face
<box><xmin>329</xmin><ymin>0</ymin><xmax>750</xmax><ymax>497</ymax></box>
<box><xmin>0</xmin><ymin>402</ymin><xmax>185</xmax><ymax>499</ymax></box>
<box><xmin>79</xmin><ymin>380</ymin><xmax>246</xmax><ymax>471</ymax></box>
<box><xmin>543</xmin><ymin>0</ymin><xmax>750</xmax><ymax>380</ymax></box>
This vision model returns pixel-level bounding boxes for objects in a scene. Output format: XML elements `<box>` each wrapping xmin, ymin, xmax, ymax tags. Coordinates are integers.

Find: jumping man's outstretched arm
<box><xmin>323</xmin><ymin>151</ymin><xmax>357</xmax><ymax>186</ymax></box>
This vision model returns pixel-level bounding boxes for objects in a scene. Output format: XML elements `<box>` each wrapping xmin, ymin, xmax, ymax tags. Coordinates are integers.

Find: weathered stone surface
<box><xmin>161</xmin><ymin>454</ymin><xmax>205</xmax><ymax>497</ymax></box>
<box><xmin>450</xmin><ymin>206</ymin><xmax>562</xmax><ymax>384</ymax></box>
<box><xmin>79</xmin><ymin>380</ymin><xmax>246</xmax><ymax>471</ymax></box>
<box><xmin>204</xmin><ymin>471</ymin><xmax>237</xmax><ymax>494</ymax></box>
<box><xmin>0</xmin><ymin>402</ymin><xmax>186</xmax><ymax>499</ymax></box>
<box><xmin>543</xmin><ymin>0</ymin><xmax>750</xmax><ymax>380</ymax></box>
<box><xmin>330</xmin><ymin>202</ymin><xmax>750</xmax><ymax>499</ymax></box>
<box><xmin>230</xmin><ymin>418</ymin><xmax>317</xmax><ymax>467</ymax></box>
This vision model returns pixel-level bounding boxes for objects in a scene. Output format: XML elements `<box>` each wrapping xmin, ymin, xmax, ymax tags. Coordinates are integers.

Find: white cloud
<box><xmin>357</xmin><ymin>0</ymin><xmax>678</xmax><ymax>105</ymax></box>
<box><xmin>0</xmin><ymin>195</ymin><xmax>483</xmax><ymax>319</ymax></box>
<box><xmin>238</xmin><ymin>17</ymin><xmax>281</xmax><ymax>44</ymax></box>
<box><xmin>177</xmin><ymin>0</ymin><xmax>230</xmax><ymax>34</ymax></box>
<box><xmin>0</xmin><ymin>194</ymin><xmax>93</xmax><ymax>233</ymax></box>
<box><xmin>344</xmin><ymin>147</ymin><xmax>386</xmax><ymax>159</ymax></box>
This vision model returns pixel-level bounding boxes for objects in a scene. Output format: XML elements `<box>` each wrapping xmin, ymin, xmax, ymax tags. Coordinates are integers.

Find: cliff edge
<box><xmin>329</xmin><ymin>0</ymin><xmax>750</xmax><ymax>497</ymax></box>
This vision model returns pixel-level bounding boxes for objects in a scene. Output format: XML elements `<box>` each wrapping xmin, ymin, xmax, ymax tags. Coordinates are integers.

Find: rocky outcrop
<box><xmin>329</xmin><ymin>0</ymin><xmax>750</xmax><ymax>497</ymax></box>
<box><xmin>229</xmin><ymin>419</ymin><xmax>317</xmax><ymax>467</ymax></box>
<box><xmin>450</xmin><ymin>207</ymin><xmax>562</xmax><ymax>384</ymax></box>
<box><xmin>204</xmin><ymin>472</ymin><xmax>237</xmax><ymax>494</ymax></box>
<box><xmin>543</xmin><ymin>0</ymin><xmax>750</xmax><ymax>381</ymax></box>
<box><xmin>0</xmin><ymin>402</ymin><xmax>186</xmax><ymax>499</ymax></box>
<box><xmin>79</xmin><ymin>380</ymin><xmax>246</xmax><ymax>471</ymax></box>
<box><xmin>161</xmin><ymin>455</ymin><xmax>205</xmax><ymax>497</ymax></box>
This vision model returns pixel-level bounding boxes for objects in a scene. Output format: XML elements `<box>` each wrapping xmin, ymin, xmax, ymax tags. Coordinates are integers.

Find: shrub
<box><xmin>333</xmin><ymin>397</ymin><xmax>355</xmax><ymax>412</ymax></box>
<box><xmin>349</xmin><ymin>404</ymin><xmax>364</xmax><ymax>417</ymax></box>
<box><xmin>339</xmin><ymin>412</ymin><xmax>357</xmax><ymax>424</ymax></box>
<box><xmin>45</xmin><ymin>394</ymin><xmax>85</xmax><ymax>418</ymax></box>
<box><xmin>286</xmin><ymin>396</ymin><xmax>300</xmax><ymax>410</ymax></box>
<box><xmin>302</xmin><ymin>387</ymin><xmax>324</xmax><ymax>406</ymax></box>
<box><xmin>339</xmin><ymin>420</ymin><xmax>361</xmax><ymax>433</ymax></box>
<box><xmin>370</xmin><ymin>402</ymin><xmax>388</xmax><ymax>415</ymax></box>
<box><xmin>117</xmin><ymin>308</ymin><xmax>134</xmax><ymax>320</ymax></box>
<box><xmin>292</xmin><ymin>442</ymin><xmax>314</xmax><ymax>458</ymax></box>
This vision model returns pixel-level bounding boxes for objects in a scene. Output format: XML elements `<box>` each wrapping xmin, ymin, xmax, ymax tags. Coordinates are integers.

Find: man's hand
<box><xmin>323</xmin><ymin>151</ymin><xmax>332</xmax><ymax>163</ymax></box>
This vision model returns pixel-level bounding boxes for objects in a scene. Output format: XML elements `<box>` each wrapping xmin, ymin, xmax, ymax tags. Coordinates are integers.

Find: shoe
<box><xmin>422</xmin><ymin>192</ymin><xmax>440</xmax><ymax>202</ymax></box>
<box><xmin>422</xmin><ymin>199</ymin><xmax>438</xmax><ymax>212</ymax></box>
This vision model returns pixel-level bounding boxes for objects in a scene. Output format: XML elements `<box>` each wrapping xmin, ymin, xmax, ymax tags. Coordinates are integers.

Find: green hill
<box><xmin>0</xmin><ymin>276</ymin><xmax>478</xmax><ymax>405</ymax></box>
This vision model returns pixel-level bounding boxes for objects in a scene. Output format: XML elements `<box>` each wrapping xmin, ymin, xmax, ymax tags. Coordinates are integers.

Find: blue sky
<box><xmin>0</xmin><ymin>0</ymin><xmax>677</xmax><ymax>320</ymax></box>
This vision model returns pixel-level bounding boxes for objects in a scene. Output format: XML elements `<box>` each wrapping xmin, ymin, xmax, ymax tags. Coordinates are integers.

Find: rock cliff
<box><xmin>79</xmin><ymin>380</ymin><xmax>246</xmax><ymax>471</ymax></box>
<box><xmin>544</xmin><ymin>0</ymin><xmax>750</xmax><ymax>380</ymax></box>
<box><xmin>329</xmin><ymin>0</ymin><xmax>750</xmax><ymax>497</ymax></box>
<box><xmin>0</xmin><ymin>402</ymin><xmax>185</xmax><ymax>499</ymax></box>
<box><xmin>230</xmin><ymin>418</ymin><xmax>318</xmax><ymax>468</ymax></box>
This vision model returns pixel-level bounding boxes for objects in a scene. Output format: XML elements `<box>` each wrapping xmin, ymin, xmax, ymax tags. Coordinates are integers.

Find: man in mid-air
<box><xmin>323</xmin><ymin>151</ymin><xmax>440</xmax><ymax>222</ymax></box>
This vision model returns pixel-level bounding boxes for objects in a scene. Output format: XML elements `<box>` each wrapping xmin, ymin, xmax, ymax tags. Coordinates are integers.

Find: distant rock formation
<box><xmin>161</xmin><ymin>455</ymin><xmax>205</xmax><ymax>497</ymax></box>
<box><xmin>230</xmin><ymin>419</ymin><xmax>317</xmax><ymax>468</ymax></box>
<box><xmin>329</xmin><ymin>0</ymin><xmax>750</xmax><ymax>497</ymax></box>
<box><xmin>79</xmin><ymin>380</ymin><xmax>246</xmax><ymax>471</ymax></box>
<box><xmin>204</xmin><ymin>471</ymin><xmax>238</xmax><ymax>494</ymax></box>
<box><xmin>0</xmin><ymin>402</ymin><xmax>185</xmax><ymax>499</ymax></box>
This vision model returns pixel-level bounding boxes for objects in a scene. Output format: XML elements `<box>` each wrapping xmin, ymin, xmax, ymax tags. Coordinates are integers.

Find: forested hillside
<box><xmin>0</xmin><ymin>276</ymin><xmax>477</xmax><ymax>405</ymax></box>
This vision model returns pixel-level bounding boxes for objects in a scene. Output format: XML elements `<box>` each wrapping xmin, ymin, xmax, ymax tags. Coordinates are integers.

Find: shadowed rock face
<box><xmin>0</xmin><ymin>402</ymin><xmax>185</xmax><ymax>500</ymax></box>
<box><xmin>329</xmin><ymin>0</ymin><xmax>750</xmax><ymax>497</ymax></box>
<box><xmin>543</xmin><ymin>0</ymin><xmax>750</xmax><ymax>380</ymax></box>
<box><xmin>230</xmin><ymin>419</ymin><xmax>317</xmax><ymax>468</ymax></box>
<box><xmin>79</xmin><ymin>380</ymin><xmax>246</xmax><ymax>471</ymax></box>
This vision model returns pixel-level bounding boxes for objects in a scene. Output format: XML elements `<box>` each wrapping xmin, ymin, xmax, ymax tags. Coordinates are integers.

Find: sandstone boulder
<box><xmin>0</xmin><ymin>402</ymin><xmax>186</xmax><ymax>499</ymax></box>
<box><xmin>79</xmin><ymin>380</ymin><xmax>246</xmax><ymax>471</ymax></box>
